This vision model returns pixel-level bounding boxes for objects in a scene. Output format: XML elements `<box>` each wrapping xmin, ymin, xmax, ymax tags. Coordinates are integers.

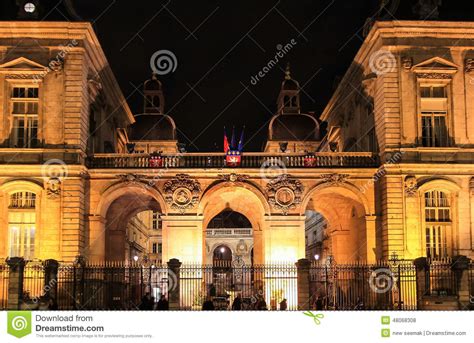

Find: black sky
<box><xmin>2</xmin><ymin>0</ymin><xmax>474</xmax><ymax>151</ymax></box>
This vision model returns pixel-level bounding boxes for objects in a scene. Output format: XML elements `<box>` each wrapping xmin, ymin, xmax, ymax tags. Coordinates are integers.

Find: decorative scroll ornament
<box><xmin>465</xmin><ymin>58</ymin><xmax>474</xmax><ymax>73</ymax></box>
<box><xmin>163</xmin><ymin>174</ymin><xmax>201</xmax><ymax>213</ymax></box>
<box><xmin>319</xmin><ymin>173</ymin><xmax>350</xmax><ymax>185</ymax></box>
<box><xmin>218</xmin><ymin>173</ymin><xmax>250</xmax><ymax>182</ymax></box>
<box><xmin>46</xmin><ymin>177</ymin><xmax>61</xmax><ymax>199</ymax></box>
<box><xmin>116</xmin><ymin>173</ymin><xmax>149</xmax><ymax>184</ymax></box>
<box><xmin>4</xmin><ymin>73</ymin><xmax>38</xmax><ymax>80</ymax></box>
<box><xmin>404</xmin><ymin>176</ymin><xmax>418</xmax><ymax>197</ymax></box>
<box><xmin>401</xmin><ymin>56</ymin><xmax>413</xmax><ymax>70</ymax></box>
<box><xmin>266</xmin><ymin>174</ymin><xmax>303</xmax><ymax>215</ymax></box>
<box><xmin>416</xmin><ymin>73</ymin><xmax>452</xmax><ymax>79</ymax></box>
<box><xmin>236</xmin><ymin>240</ymin><xmax>248</xmax><ymax>254</ymax></box>
<box><xmin>48</xmin><ymin>57</ymin><xmax>64</xmax><ymax>72</ymax></box>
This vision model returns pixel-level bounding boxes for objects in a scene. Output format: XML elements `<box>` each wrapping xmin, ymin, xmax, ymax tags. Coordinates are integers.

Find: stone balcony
<box><xmin>206</xmin><ymin>228</ymin><xmax>253</xmax><ymax>237</ymax></box>
<box><xmin>86</xmin><ymin>152</ymin><xmax>379</xmax><ymax>169</ymax></box>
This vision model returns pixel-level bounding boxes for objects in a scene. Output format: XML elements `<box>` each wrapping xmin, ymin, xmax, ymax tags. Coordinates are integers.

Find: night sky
<box><xmin>2</xmin><ymin>0</ymin><xmax>474</xmax><ymax>151</ymax></box>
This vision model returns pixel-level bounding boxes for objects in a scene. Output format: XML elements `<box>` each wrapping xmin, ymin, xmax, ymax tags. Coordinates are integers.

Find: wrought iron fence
<box><xmin>179</xmin><ymin>262</ymin><xmax>297</xmax><ymax>311</ymax></box>
<box><xmin>468</xmin><ymin>261</ymin><xmax>474</xmax><ymax>309</ymax></box>
<box><xmin>426</xmin><ymin>258</ymin><xmax>457</xmax><ymax>296</ymax></box>
<box><xmin>55</xmin><ymin>261</ymin><xmax>170</xmax><ymax>310</ymax></box>
<box><xmin>309</xmin><ymin>261</ymin><xmax>417</xmax><ymax>310</ymax></box>
<box><xmin>1</xmin><ymin>258</ymin><xmax>470</xmax><ymax>310</ymax></box>
<box><xmin>22</xmin><ymin>261</ymin><xmax>44</xmax><ymax>305</ymax></box>
<box><xmin>0</xmin><ymin>261</ymin><xmax>8</xmax><ymax>309</ymax></box>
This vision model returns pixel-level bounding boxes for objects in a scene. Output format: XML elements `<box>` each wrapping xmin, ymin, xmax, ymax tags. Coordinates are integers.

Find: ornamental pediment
<box><xmin>411</xmin><ymin>57</ymin><xmax>458</xmax><ymax>76</ymax></box>
<box><xmin>0</xmin><ymin>57</ymin><xmax>48</xmax><ymax>72</ymax></box>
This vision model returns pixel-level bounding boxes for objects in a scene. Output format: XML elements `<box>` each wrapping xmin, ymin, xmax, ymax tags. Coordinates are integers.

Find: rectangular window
<box><xmin>425</xmin><ymin>191</ymin><xmax>451</xmax><ymax>258</ymax></box>
<box><xmin>420</xmin><ymin>86</ymin><xmax>447</xmax><ymax>98</ymax></box>
<box><xmin>421</xmin><ymin>112</ymin><xmax>448</xmax><ymax>147</ymax></box>
<box><xmin>9</xmin><ymin>211</ymin><xmax>36</xmax><ymax>259</ymax></box>
<box><xmin>419</xmin><ymin>85</ymin><xmax>449</xmax><ymax>147</ymax></box>
<box><xmin>367</xmin><ymin>128</ymin><xmax>377</xmax><ymax>152</ymax></box>
<box><xmin>152</xmin><ymin>211</ymin><xmax>161</xmax><ymax>230</ymax></box>
<box><xmin>158</xmin><ymin>243</ymin><xmax>162</xmax><ymax>254</ymax></box>
<box><xmin>425</xmin><ymin>225</ymin><xmax>447</xmax><ymax>259</ymax></box>
<box><xmin>152</xmin><ymin>243</ymin><xmax>157</xmax><ymax>254</ymax></box>
<box><xmin>11</xmin><ymin>87</ymin><xmax>39</xmax><ymax>148</ymax></box>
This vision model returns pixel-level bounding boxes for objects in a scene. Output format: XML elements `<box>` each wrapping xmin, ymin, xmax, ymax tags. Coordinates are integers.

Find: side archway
<box><xmin>91</xmin><ymin>182</ymin><xmax>166</xmax><ymax>262</ymax></box>
<box><xmin>301</xmin><ymin>182</ymin><xmax>371</xmax><ymax>263</ymax></box>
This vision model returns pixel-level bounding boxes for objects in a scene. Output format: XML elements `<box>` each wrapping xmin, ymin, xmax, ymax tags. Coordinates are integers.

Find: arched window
<box><xmin>424</xmin><ymin>190</ymin><xmax>451</xmax><ymax>258</ymax></box>
<box><xmin>8</xmin><ymin>191</ymin><xmax>37</xmax><ymax>259</ymax></box>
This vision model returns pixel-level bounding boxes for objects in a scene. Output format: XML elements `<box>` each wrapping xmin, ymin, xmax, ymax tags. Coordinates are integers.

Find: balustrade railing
<box><xmin>87</xmin><ymin>152</ymin><xmax>379</xmax><ymax>169</ymax></box>
<box><xmin>206</xmin><ymin>228</ymin><xmax>253</xmax><ymax>237</ymax></box>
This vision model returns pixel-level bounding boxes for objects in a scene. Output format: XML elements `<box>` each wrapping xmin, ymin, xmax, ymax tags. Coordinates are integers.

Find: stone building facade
<box><xmin>0</xmin><ymin>20</ymin><xmax>473</xmax><ymax>267</ymax></box>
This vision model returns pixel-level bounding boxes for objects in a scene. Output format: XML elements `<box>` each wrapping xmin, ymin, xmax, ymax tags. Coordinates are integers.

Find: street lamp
<box><xmin>314</xmin><ymin>254</ymin><xmax>320</xmax><ymax>261</ymax></box>
<box><xmin>133</xmin><ymin>255</ymin><xmax>139</xmax><ymax>262</ymax></box>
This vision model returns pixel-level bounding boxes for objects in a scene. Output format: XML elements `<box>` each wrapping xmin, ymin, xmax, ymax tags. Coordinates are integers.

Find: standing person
<box><xmin>202</xmin><ymin>296</ymin><xmax>215</xmax><ymax>310</ymax></box>
<box><xmin>209</xmin><ymin>283</ymin><xmax>216</xmax><ymax>299</ymax></box>
<box><xmin>279</xmin><ymin>298</ymin><xmax>287</xmax><ymax>311</ymax></box>
<box><xmin>139</xmin><ymin>293</ymin><xmax>151</xmax><ymax>310</ymax></box>
<box><xmin>257</xmin><ymin>295</ymin><xmax>268</xmax><ymax>310</ymax></box>
<box><xmin>232</xmin><ymin>294</ymin><xmax>242</xmax><ymax>310</ymax></box>
<box><xmin>315</xmin><ymin>295</ymin><xmax>324</xmax><ymax>310</ymax></box>
<box><xmin>149</xmin><ymin>296</ymin><xmax>155</xmax><ymax>310</ymax></box>
<box><xmin>156</xmin><ymin>295</ymin><xmax>169</xmax><ymax>310</ymax></box>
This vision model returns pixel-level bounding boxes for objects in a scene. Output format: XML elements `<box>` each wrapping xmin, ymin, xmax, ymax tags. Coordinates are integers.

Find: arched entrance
<box><xmin>302</xmin><ymin>184</ymin><xmax>370</xmax><ymax>263</ymax></box>
<box><xmin>94</xmin><ymin>183</ymin><xmax>166</xmax><ymax>262</ymax></box>
<box><xmin>200</xmin><ymin>183</ymin><xmax>268</xmax><ymax>265</ymax></box>
<box><xmin>206</xmin><ymin>210</ymin><xmax>253</xmax><ymax>266</ymax></box>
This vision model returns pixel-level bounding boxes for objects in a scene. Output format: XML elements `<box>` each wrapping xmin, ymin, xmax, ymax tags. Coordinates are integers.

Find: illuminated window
<box><xmin>424</xmin><ymin>190</ymin><xmax>451</xmax><ymax>258</ymax></box>
<box><xmin>152</xmin><ymin>211</ymin><xmax>161</xmax><ymax>230</ymax></box>
<box><xmin>8</xmin><ymin>192</ymin><xmax>36</xmax><ymax>259</ymax></box>
<box><xmin>419</xmin><ymin>85</ymin><xmax>449</xmax><ymax>147</ymax></box>
<box><xmin>11</xmin><ymin>87</ymin><xmax>39</xmax><ymax>148</ymax></box>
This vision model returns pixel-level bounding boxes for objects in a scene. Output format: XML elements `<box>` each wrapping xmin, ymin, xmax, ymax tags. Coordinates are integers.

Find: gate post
<box><xmin>43</xmin><ymin>259</ymin><xmax>59</xmax><ymax>306</ymax></box>
<box><xmin>167</xmin><ymin>258</ymin><xmax>182</xmax><ymax>310</ymax></box>
<box><xmin>6</xmin><ymin>257</ymin><xmax>25</xmax><ymax>310</ymax></box>
<box><xmin>413</xmin><ymin>257</ymin><xmax>428</xmax><ymax>309</ymax></box>
<box><xmin>451</xmin><ymin>255</ymin><xmax>471</xmax><ymax>309</ymax></box>
<box><xmin>296</xmin><ymin>258</ymin><xmax>311</xmax><ymax>310</ymax></box>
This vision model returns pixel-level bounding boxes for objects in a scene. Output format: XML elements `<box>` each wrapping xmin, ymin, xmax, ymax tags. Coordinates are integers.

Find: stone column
<box><xmin>167</xmin><ymin>258</ymin><xmax>182</xmax><ymax>310</ymax></box>
<box><xmin>451</xmin><ymin>255</ymin><xmax>471</xmax><ymax>309</ymax></box>
<box><xmin>162</xmin><ymin>216</ymin><xmax>203</xmax><ymax>263</ymax></box>
<box><xmin>88</xmin><ymin>215</ymin><xmax>106</xmax><ymax>262</ymax></box>
<box><xmin>6</xmin><ymin>257</ymin><xmax>25</xmax><ymax>310</ymax></box>
<box><xmin>43</xmin><ymin>259</ymin><xmax>59</xmax><ymax>303</ymax></box>
<box><xmin>413</xmin><ymin>257</ymin><xmax>429</xmax><ymax>309</ymax></box>
<box><xmin>365</xmin><ymin>215</ymin><xmax>377</xmax><ymax>263</ymax></box>
<box><xmin>296</xmin><ymin>258</ymin><xmax>311</xmax><ymax>310</ymax></box>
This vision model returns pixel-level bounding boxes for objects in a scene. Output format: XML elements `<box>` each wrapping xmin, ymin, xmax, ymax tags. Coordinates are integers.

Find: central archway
<box><xmin>199</xmin><ymin>182</ymin><xmax>269</xmax><ymax>265</ymax></box>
